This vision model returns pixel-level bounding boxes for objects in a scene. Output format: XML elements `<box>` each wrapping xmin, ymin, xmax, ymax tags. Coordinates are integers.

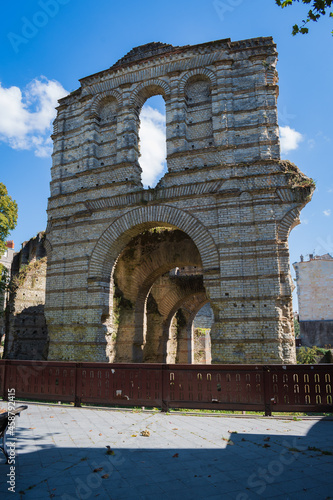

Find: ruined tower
<box><xmin>45</xmin><ymin>38</ymin><xmax>314</xmax><ymax>363</ymax></box>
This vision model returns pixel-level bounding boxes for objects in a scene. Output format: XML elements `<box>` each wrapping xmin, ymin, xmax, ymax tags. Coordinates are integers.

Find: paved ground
<box><xmin>0</xmin><ymin>403</ymin><xmax>332</xmax><ymax>500</ymax></box>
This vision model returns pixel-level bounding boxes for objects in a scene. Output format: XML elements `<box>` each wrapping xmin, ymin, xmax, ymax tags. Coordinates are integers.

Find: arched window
<box><xmin>138</xmin><ymin>95</ymin><xmax>166</xmax><ymax>188</ymax></box>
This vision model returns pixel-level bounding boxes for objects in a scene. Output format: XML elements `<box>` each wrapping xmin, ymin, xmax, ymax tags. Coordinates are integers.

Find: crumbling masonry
<box><xmin>44</xmin><ymin>38</ymin><xmax>314</xmax><ymax>363</ymax></box>
<box><xmin>3</xmin><ymin>234</ymin><xmax>48</xmax><ymax>360</ymax></box>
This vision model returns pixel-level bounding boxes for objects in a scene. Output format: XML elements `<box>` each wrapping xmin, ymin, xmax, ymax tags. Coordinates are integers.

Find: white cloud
<box><xmin>279</xmin><ymin>126</ymin><xmax>303</xmax><ymax>154</ymax></box>
<box><xmin>0</xmin><ymin>77</ymin><xmax>67</xmax><ymax>157</ymax></box>
<box><xmin>139</xmin><ymin>105</ymin><xmax>166</xmax><ymax>187</ymax></box>
<box><xmin>323</xmin><ymin>209</ymin><xmax>331</xmax><ymax>216</ymax></box>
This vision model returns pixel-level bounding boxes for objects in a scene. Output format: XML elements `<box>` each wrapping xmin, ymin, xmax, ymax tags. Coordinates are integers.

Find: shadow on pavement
<box><xmin>0</xmin><ymin>416</ymin><xmax>332</xmax><ymax>500</ymax></box>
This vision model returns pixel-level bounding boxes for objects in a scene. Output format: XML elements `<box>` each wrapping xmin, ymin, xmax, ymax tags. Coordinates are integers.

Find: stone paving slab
<box><xmin>0</xmin><ymin>403</ymin><xmax>332</xmax><ymax>499</ymax></box>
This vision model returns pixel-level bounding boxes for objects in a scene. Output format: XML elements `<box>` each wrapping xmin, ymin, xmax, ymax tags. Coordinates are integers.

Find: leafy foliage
<box><xmin>0</xmin><ymin>183</ymin><xmax>18</xmax><ymax>309</ymax></box>
<box><xmin>0</xmin><ymin>183</ymin><xmax>18</xmax><ymax>257</ymax></box>
<box><xmin>294</xmin><ymin>317</ymin><xmax>300</xmax><ymax>337</ymax></box>
<box><xmin>276</xmin><ymin>0</ymin><xmax>333</xmax><ymax>34</ymax></box>
<box><xmin>297</xmin><ymin>345</ymin><xmax>332</xmax><ymax>363</ymax></box>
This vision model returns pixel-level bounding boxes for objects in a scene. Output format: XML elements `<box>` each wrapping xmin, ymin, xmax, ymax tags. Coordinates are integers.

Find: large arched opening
<box><xmin>106</xmin><ymin>227</ymin><xmax>212</xmax><ymax>363</ymax></box>
<box><xmin>88</xmin><ymin>206</ymin><xmax>221</xmax><ymax>363</ymax></box>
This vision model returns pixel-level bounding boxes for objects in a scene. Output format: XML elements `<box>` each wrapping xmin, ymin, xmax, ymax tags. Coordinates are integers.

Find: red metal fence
<box><xmin>0</xmin><ymin>360</ymin><xmax>332</xmax><ymax>415</ymax></box>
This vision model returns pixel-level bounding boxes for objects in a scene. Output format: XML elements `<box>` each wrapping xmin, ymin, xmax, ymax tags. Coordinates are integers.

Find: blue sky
<box><xmin>1</xmin><ymin>0</ymin><xmax>332</xmax><ymax>310</ymax></box>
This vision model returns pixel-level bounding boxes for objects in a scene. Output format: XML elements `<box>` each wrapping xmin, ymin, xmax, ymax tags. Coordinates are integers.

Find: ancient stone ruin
<box><xmin>3</xmin><ymin>233</ymin><xmax>48</xmax><ymax>359</ymax></box>
<box><xmin>18</xmin><ymin>38</ymin><xmax>315</xmax><ymax>364</ymax></box>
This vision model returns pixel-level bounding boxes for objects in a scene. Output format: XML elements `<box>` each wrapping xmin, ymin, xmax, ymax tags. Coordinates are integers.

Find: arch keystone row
<box><xmin>179</xmin><ymin>68</ymin><xmax>217</xmax><ymax>94</ymax></box>
<box><xmin>88</xmin><ymin>205</ymin><xmax>220</xmax><ymax>282</ymax></box>
<box><xmin>86</xmin><ymin>90</ymin><xmax>123</xmax><ymax>118</ymax></box>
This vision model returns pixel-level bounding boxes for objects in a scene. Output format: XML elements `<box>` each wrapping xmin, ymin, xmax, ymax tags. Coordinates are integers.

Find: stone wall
<box><xmin>3</xmin><ymin>234</ymin><xmax>49</xmax><ymax>360</ymax></box>
<box><xmin>293</xmin><ymin>254</ymin><xmax>333</xmax><ymax>347</ymax></box>
<box><xmin>44</xmin><ymin>38</ymin><xmax>314</xmax><ymax>363</ymax></box>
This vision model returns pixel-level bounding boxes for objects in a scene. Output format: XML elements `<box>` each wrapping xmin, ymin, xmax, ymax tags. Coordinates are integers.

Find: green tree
<box><xmin>0</xmin><ymin>183</ymin><xmax>18</xmax><ymax>305</ymax></box>
<box><xmin>0</xmin><ymin>183</ymin><xmax>18</xmax><ymax>257</ymax></box>
<box><xmin>276</xmin><ymin>0</ymin><xmax>333</xmax><ymax>34</ymax></box>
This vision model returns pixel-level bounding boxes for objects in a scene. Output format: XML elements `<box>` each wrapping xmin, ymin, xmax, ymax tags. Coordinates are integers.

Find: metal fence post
<box><xmin>74</xmin><ymin>362</ymin><xmax>81</xmax><ymax>407</ymax></box>
<box><xmin>263</xmin><ymin>365</ymin><xmax>272</xmax><ymax>416</ymax></box>
<box><xmin>2</xmin><ymin>360</ymin><xmax>8</xmax><ymax>401</ymax></box>
<box><xmin>161</xmin><ymin>364</ymin><xmax>169</xmax><ymax>412</ymax></box>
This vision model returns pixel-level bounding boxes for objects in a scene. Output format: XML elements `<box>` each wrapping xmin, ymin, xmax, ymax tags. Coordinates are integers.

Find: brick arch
<box><xmin>157</xmin><ymin>280</ymin><xmax>206</xmax><ymax>320</ymax></box>
<box><xmin>136</xmin><ymin>273</ymin><xmax>205</xmax><ymax>332</ymax></box>
<box><xmin>88</xmin><ymin>205</ymin><xmax>220</xmax><ymax>283</ymax></box>
<box><xmin>117</xmin><ymin>236</ymin><xmax>202</xmax><ymax>304</ymax></box>
<box><xmin>164</xmin><ymin>292</ymin><xmax>208</xmax><ymax>334</ymax></box>
<box><xmin>143</xmin><ymin>276</ymin><xmax>208</xmax><ymax>364</ymax></box>
<box><xmin>277</xmin><ymin>208</ymin><xmax>301</xmax><ymax>242</ymax></box>
<box><xmin>130</xmin><ymin>79</ymin><xmax>171</xmax><ymax>109</ymax></box>
<box><xmin>187</xmin><ymin>299</ymin><xmax>212</xmax><ymax>327</ymax></box>
<box><xmin>113</xmin><ymin>238</ymin><xmax>203</xmax><ymax>362</ymax></box>
<box><xmin>115</xmin><ymin>242</ymin><xmax>203</xmax><ymax>361</ymax></box>
<box><xmin>179</xmin><ymin>68</ymin><xmax>217</xmax><ymax>95</ymax></box>
<box><xmin>86</xmin><ymin>90</ymin><xmax>122</xmax><ymax>118</ymax></box>
<box><xmin>161</xmin><ymin>292</ymin><xmax>209</xmax><ymax>363</ymax></box>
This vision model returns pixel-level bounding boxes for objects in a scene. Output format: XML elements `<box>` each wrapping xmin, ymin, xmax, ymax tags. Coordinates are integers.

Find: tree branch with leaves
<box><xmin>276</xmin><ymin>0</ymin><xmax>333</xmax><ymax>34</ymax></box>
<box><xmin>0</xmin><ymin>183</ymin><xmax>17</xmax><ymax>258</ymax></box>
<box><xmin>0</xmin><ymin>183</ymin><xmax>18</xmax><ymax>308</ymax></box>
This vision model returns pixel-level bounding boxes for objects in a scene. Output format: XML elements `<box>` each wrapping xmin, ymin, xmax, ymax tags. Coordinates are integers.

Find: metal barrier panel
<box><xmin>268</xmin><ymin>365</ymin><xmax>333</xmax><ymax>413</ymax></box>
<box><xmin>3</xmin><ymin>360</ymin><xmax>76</xmax><ymax>403</ymax></box>
<box><xmin>77</xmin><ymin>363</ymin><xmax>163</xmax><ymax>407</ymax></box>
<box><xmin>164</xmin><ymin>365</ymin><xmax>266</xmax><ymax>412</ymax></box>
<box><xmin>0</xmin><ymin>360</ymin><xmax>6</xmax><ymax>400</ymax></box>
<box><xmin>0</xmin><ymin>361</ymin><xmax>332</xmax><ymax>413</ymax></box>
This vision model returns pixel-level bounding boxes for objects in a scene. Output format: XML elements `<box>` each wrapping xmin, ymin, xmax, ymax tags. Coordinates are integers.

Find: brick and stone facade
<box><xmin>293</xmin><ymin>254</ymin><xmax>333</xmax><ymax>347</ymax></box>
<box><xmin>45</xmin><ymin>38</ymin><xmax>314</xmax><ymax>363</ymax></box>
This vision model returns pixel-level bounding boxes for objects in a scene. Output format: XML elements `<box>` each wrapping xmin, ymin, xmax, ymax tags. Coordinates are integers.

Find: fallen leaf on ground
<box><xmin>101</xmin><ymin>474</ymin><xmax>109</xmax><ymax>479</ymax></box>
<box><xmin>99</xmin><ymin>433</ymin><xmax>102</xmax><ymax>436</ymax></box>
<box><xmin>172</xmin><ymin>453</ymin><xmax>179</xmax><ymax>458</ymax></box>
<box><xmin>264</xmin><ymin>437</ymin><xmax>270</xmax><ymax>442</ymax></box>
<box><xmin>93</xmin><ymin>468</ymin><xmax>103</xmax><ymax>472</ymax></box>
<box><xmin>106</xmin><ymin>446</ymin><xmax>115</xmax><ymax>455</ymax></box>
<box><xmin>131</xmin><ymin>434</ymin><xmax>137</xmax><ymax>437</ymax></box>
<box><xmin>172</xmin><ymin>428</ymin><xmax>178</xmax><ymax>430</ymax></box>
<box><xmin>140</xmin><ymin>430</ymin><xmax>150</xmax><ymax>437</ymax></box>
